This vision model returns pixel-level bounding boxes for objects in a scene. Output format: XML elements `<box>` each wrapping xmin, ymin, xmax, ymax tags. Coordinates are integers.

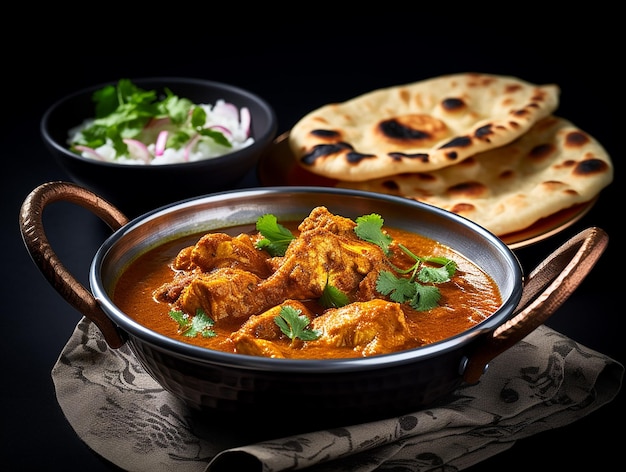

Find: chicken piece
<box><xmin>175</xmin><ymin>267</ymin><xmax>269</xmax><ymax>321</ymax></box>
<box><xmin>230</xmin><ymin>300</ymin><xmax>312</xmax><ymax>358</ymax></box>
<box><xmin>310</xmin><ymin>299</ymin><xmax>419</xmax><ymax>356</ymax></box>
<box><xmin>153</xmin><ymin>272</ymin><xmax>196</xmax><ymax>304</ymax></box>
<box><xmin>179</xmin><ymin>232</ymin><xmax>271</xmax><ymax>278</ymax></box>
<box><xmin>259</xmin><ymin>207</ymin><xmax>389</xmax><ymax>300</ymax></box>
<box><xmin>156</xmin><ymin>206</ymin><xmax>392</xmax><ymax>325</ymax></box>
<box><xmin>298</xmin><ymin>205</ymin><xmax>357</xmax><ymax>234</ymax></box>
<box><xmin>231</xmin><ymin>299</ymin><xmax>419</xmax><ymax>358</ymax></box>
<box><xmin>172</xmin><ymin>246</ymin><xmax>195</xmax><ymax>271</ymax></box>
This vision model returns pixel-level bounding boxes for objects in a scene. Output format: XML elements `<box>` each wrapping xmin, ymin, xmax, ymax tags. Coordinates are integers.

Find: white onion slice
<box><xmin>240</xmin><ymin>107</ymin><xmax>251</xmax><ymax>137</ymax></box>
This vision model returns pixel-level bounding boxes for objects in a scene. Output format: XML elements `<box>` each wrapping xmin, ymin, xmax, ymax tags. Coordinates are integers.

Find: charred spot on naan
<box><xmin>376</xmin><ymin>173</ymin><xmax>436</xmax><ymax>193</ymax></box>
<box><xmin>446</xmin><ymin>181</ymin><xmax>488</xmax><ymax>198</ymax></box>
<box><xmin>449</xmin><ymin>202</ymin><xmax>477</xmax><ymax>215</ymax></box>
<box><xmin>565</xmin><ymin>130</ymin><xmax>590</xmax><ymax>146</ymax></box>
<box><xmin>310</xmin><ymin>129</ymin><xmax>342</xmax><ymax>140</ymax></box>
<box><xmin>375</xmin><ymin>114</ymin><xmax>449</xmax><ymax>147</ymax></box>
<box><xmin>528</xmin><ymin>143</ymin><xmax>555</xmax><ymax>161</ymax></box>
<box><xmin>387</xmin><ymin>152</ymin><xmax>430</xmax><ymax>162</ymax></box>
<box><xmin>300</xmin><ymin>142</ymin><xmax>377</xmax><ymax>166</ymax></box>
<box><xmin>436</xmin><ymin>123</ymin><xmax>498</xmax><ymax>159</ymax></box>
<box><xmin>440</xmin><ymin>97</ymin><xmax>467</xmax><ymax>112</ymax></box>
<box><xmin>574</xmin><ymin>158</ymin><xmax>611</xmax><ymax>176</ymax></box>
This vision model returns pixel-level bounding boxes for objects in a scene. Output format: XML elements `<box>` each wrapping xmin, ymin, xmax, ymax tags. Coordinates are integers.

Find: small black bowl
<box><xmin>41</xmin><ymin>77</ymin><xmax>278</xmax><ymax>217</ymax></box>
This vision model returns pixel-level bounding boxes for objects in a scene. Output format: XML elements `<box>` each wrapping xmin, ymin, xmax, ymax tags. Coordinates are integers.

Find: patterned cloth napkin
<box><xmin>52</xmin><ymin>317</ymin><xmax>623</xmax><ymax>472</ymax></box>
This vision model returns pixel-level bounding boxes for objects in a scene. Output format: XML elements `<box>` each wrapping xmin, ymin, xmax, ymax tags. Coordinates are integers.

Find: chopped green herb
<box><xmin>412</xmin><ymin>284</ymin><xmax>442</xmax><ymax>311</ymax></box>
<box><xmin>274</xmin><ymin>305</ymin><xmax>321</xmax><ymax>342</ymax></box>
<box><xmin>354</xmin><ymin>213</ymin><xmax>393</xmax><ymax>255</ymax></box>
<box><xmin>255</xmin><ymin>213</ymin><xmax>296</xmax><ymax>257</ymax></box>
<box><xmin>169</xmin><ymin>308</ymin><xmax>217</xmax><ymax>338</ymax></box>
<box><xmin>417</xmin><ymin>262</ymin><xmax>456</xmax><ymax>284</ymax></box>
<box><xmin>376</xmin><ymin>270</ymin><xmax>417</xmax><ymax>302</ymax></box>
<box><xmin>319</xmin><ymin>277</ymin><xmax>350</xmax><ymax>308</ymax></box>
<box><xmin>354</xmin><ymin>215</ymin><xmax>457</xmax><ymax>311</ymax></box>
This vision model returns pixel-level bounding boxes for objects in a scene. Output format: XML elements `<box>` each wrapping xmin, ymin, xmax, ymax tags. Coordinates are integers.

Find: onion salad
<box><xmin>67</xmin><ymin>79</ymin><xmax>254</xmax><ymax>165</ymax></box>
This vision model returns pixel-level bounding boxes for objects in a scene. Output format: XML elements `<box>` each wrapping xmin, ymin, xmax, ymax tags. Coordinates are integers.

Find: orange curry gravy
<box><xmin>113</xmin><ymin>222</ymin><xmax>502</xmax><ymax>359</ymax></box>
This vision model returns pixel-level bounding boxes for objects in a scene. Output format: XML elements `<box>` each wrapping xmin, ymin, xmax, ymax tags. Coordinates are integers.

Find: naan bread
<box><xmin>338</xmin><ymin>116</ymin><xmax>613</xmax><ymax>236</ymax></box>
<box><xmin>289</xmin><ymin>73</ymin><xmax>560</xmax><ymax>181</ymax></box>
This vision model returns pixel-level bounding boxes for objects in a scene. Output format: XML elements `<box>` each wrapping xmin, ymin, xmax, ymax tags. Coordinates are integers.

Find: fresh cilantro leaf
<box><xmin>255</xmin><ymin>214</ymin><xmax>295</xmax><ymax>257</ymax></box>
<box><xmin>410</xmin><ymin>284</ymin><xmax>441</xmax><ymax>311</ymax></box>
<box><xmin>352</xmin><ymin>217</ymin><xmax>458</xmax><ymax>312</ymax></box>
<box><xmin>161</xmin><ymin>89</ymin><xmax>194</xmax><ymax>124</ymax></box>
<box><xmin>169</xmin><ymin>308</ymin><xmax>216</xmax><ymax>338</ymax></box>
<box><xmin>274</xmin><ymin>305</ymin><xmax>321</xmax><ymax>341</ymax></box>
<box><xmin>319</xmin><ymin>279</ymin><xmax>350</xmax><ymax>308</ymax></box>
<box><xmin>376</xmin><ymin>270</ymin><xmax>417</xmax><ymax>303</ymax></box>
<box><xmin>417</xmin><ymin>264</ymin><xmax>454</xmax><ymax>284</ymax></box>
<box><xmin>354</xmin><ymin>213</ymin><xmax>393</xmax><ymax>255</ymax></box>
<box><xmin>423</xmin><ymin>257</ymin><xmax>457</xmax><ymax>278</ymax></box>
<box><xmin>168</xmin><ymin>130</ymin><xmax>193</xmax><ymax>149</ymax></box>
<box><xmin>198</xmin><ymin>127</ymin><xmax>232</xmax><ymax>147</ymax></box>
<box><xmin>92</xmin><ymin>83</ymin><xmax>120</xmax><ymax>118</ymax></box>
<box><xmin>190</xmin><ymin>104</ymin><xmax>207</xmax><ymax>127</ymax></box>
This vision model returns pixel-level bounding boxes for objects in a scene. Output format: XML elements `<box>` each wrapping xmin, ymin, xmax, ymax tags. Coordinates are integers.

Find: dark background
<box><xmin>2</xmin><ymin>11</ymin><xmax>621</xmax><ymax>470</ymax></box>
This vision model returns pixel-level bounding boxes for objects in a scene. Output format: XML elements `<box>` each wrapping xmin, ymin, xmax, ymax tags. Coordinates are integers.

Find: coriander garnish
<box><xmin>254</xmin><ymin>213</ymin><xmax>296</xmax><ymax>257</ymax></box>
<box><xmin>354</xmin><ymin>213</ymin><xmax>457</xmax><ymax>311</ymax></box>
<box><xmin>169</xmin><ymin>308</ymin><xmax>217</xmax><ymax>338</ymax></box>
<box><xmin>274</xmin><ymin>305</ymin><xmax>322</xmax><ymax>342</ymax></box>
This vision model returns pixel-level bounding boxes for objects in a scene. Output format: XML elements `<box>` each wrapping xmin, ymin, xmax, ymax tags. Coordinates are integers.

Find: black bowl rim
<box><xmin>40</xmin><ymin>76</ymin><xmax>278</xmax><ymax>169</ymax></box>
<box><xmin>91</xmin><ymin>186</ymin><xmax>524</xmax><ymax>373</ymax></box>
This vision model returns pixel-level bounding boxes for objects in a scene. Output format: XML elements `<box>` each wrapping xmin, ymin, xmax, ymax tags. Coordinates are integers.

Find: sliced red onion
<box><xmin>184</xmin><ymin>134</ymin><xmax>201</xmax><ymax>161</ymax></box>
<box><xmin>155</xmin><ymin>131</ymin><xmax>168</xmax><ymax>156</ymax></box>
<box><xmin>145</xmin><ymin>117</ymin><xmax>171</xmax><ymax>129</ymax></box>
<box><xmin>123</xmin><ymin>139</ymin><xmax>152</xmax><ymax>163</ymax></box>
<box><xmin>74</xmin><ymin>145</ymin><xmax>107</xmax><ymax>161</ymax></box>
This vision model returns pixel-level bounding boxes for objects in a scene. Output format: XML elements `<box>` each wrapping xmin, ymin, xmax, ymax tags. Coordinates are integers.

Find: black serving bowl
<box><xmin>19</xmin><ymin>183</ymin><xmax>608</xmax><ymax>429</ymax></box>
<box><xmin>41</xmin><ymin>77</ymin><xmax>278</xmax><ymax>217</ymax></box>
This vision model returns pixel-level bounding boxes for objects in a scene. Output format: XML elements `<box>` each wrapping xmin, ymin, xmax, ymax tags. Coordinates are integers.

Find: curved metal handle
<box><xmin>19</xmin><ymin>181</ymin><xmax>129</xmax><ymax>348</ymax></box>
<box><xmin>463</xmin><ymin>226</ymin><xmax>609</xmax><ymax>383</ymax></box>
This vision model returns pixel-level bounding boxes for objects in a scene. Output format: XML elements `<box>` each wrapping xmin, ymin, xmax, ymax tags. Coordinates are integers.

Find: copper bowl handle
<box><xmin>463</xmin><ymin>226</ymin><xmax>609</xmax><ymax>383</ymax></box>
<box><xmin>19</xmin><ymin>181</ymin><xmax>129</xmax><ymax>348</ymax></box>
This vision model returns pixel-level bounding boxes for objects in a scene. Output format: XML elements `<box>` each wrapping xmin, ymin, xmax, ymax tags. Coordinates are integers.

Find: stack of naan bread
<box><xmin>288</xmin><ymin>72</ymin><xmax>613</xmax><ymax>237</ymax></box>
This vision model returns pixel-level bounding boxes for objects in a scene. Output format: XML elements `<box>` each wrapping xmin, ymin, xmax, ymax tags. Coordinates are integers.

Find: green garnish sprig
<box><xmin>167</xmin><ymin>106</ymin><xmax>231</xmax><ymax>149</ymax></box>
<box><xmin>275</xmin><ymin>305</ymin><xmax>322</xmax><ymax>342</ymax></box>
<box><xmin>254</xmin><ymin>214</ymin><xmax>296</xmax><ymax>257</ymax></box>
<box><xmin>354</xmin><ymin>213</ymin><xmax>393</xmax><ymax>255</ymax></box>
<box><xmin>319</xmin><ymin>275</ymin><xmax>350</xmax><ymax>308</ymax></box>
<box><xmin>354</xmin><ymin>213</ymin><xmax>457</xmax><ymax>311</ymax></box>
<box><xmin>169</xmin><ymin>308</ymin><xmax>217</xmax><ymax>338</ymax></box>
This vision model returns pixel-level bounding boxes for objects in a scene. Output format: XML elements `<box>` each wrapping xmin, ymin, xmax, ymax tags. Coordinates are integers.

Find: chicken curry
<box><xmin>113</xmin><ymin>206</ymin><xmax>502</xmax><ymax>359</ymax></box>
